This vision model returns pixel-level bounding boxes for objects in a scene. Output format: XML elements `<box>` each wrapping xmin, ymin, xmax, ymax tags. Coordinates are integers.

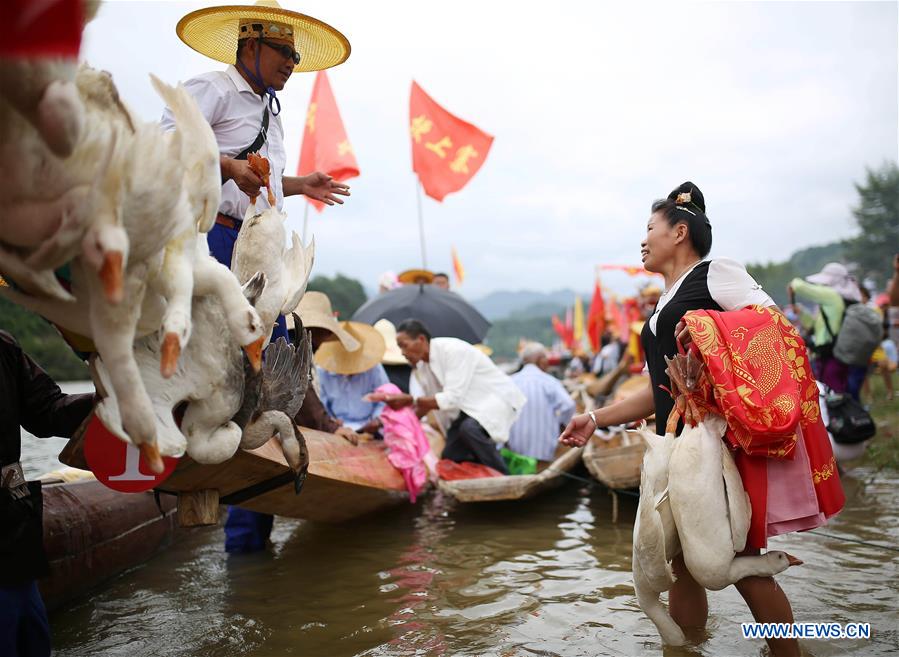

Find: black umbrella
<box><xmin>352</xmin><ymin>285</ymin><xmax>491</xmax><ymax>343</ymax></box>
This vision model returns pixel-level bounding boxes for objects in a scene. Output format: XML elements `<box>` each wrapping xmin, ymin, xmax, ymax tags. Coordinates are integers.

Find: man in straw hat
<box><xmin>164</xmin><ymin>0</ymin><xmax>351</xmax><ymax>339</ymax></box>
<box><xmin>316</xmin><ymin>321</ymin><xmax>389</xmax><ymax>435</ymax></box>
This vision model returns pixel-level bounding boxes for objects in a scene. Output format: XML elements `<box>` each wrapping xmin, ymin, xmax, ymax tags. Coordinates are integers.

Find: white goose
<box><xmin>0</xmin><ymin>66</ymin><xmax>130</xmax><ymax>303</ymax></box>
<box><xmin>231</xmin><ymin>206</ymin><xmax>315</xmax><ymax>345</ymax></box>
<box><xmin>631</xmin><ymin>423</ymin><xmax>685</xmax><ymax>647</ymax></box>
<box><xmin>668</xmin><ymin>413</ymin><xmax>802</xmax><ymax>591</ymax></box>
<box><xmin>94</xmin><ymin>273</ymin><xmax>268</xmax><ymax>462</ymax></box>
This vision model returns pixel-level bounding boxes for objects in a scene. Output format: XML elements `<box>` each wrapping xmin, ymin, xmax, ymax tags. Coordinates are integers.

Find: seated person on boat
<box><xmin>507</xmin><ymin>342</ymin><xmax>575</xmax><ymax>463</ymax></box>
<box><xmin>389</xmin><ymin>319</ymin><xmax>526</xmax><ymax>475</ymax></box>
<box><xmin>315</xmin><ymin>321</ymin><xmax>389</xmax><ymax>436</ymax></box>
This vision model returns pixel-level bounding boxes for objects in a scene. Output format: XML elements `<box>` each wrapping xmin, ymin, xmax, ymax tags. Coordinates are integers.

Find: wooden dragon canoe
<box><xmin>60</xmin><ymin>421</ymin><xmax>445</xmax><ymax>524</ymax></box>
<box><xmin>437</xmin><ymin>446</ymin><xmax>584</xmax><ymax>503</ymax></box>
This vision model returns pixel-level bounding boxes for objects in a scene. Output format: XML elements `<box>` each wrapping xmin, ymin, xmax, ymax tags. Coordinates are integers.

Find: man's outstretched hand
<box><xmin>302</xmin><ymin>172</ymin><xmax>351</xmax><ymax>206</ymax></box>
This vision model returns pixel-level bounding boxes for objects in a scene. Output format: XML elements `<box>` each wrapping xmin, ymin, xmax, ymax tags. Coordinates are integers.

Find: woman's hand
<box><xmin>675</xmin><ymin>319</ymin><xmax>692</xmax><ymax>349</ymax></box>
<box><xmin>559</xmin><ymin>413</ymin><xmax>596</xmax><ymax>447</ymax></box>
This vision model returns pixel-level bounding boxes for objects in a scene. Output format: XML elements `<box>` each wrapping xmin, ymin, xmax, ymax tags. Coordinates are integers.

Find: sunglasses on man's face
<box><xmin>260</xmin><ymin>39</ymin><xmax>300</xmax><ymax>65</ymax></box>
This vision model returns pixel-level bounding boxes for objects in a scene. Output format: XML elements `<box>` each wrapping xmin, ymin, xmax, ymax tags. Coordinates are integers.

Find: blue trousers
<box><xmin>209</xmin><ymin>222</ymin><xmax>283</xmax><ymax>552</ymax></box>
<box><xmin>0</xmin><ymin>581</ymin><xmax>50</xmax><ymax>657</ymax></box>
<box><xmin>847</xmin><ymin>365</ymin><xmax>867</xmax><ymax>402</ymax></box>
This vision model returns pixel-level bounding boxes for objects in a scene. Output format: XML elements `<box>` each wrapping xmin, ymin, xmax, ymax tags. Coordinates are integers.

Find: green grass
<box><xmin>861</xmin><ymin>373</ymin><xmax>899</xmax><ymax>471</ymax></box>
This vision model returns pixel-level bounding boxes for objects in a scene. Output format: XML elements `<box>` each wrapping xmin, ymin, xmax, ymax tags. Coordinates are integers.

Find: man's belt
<box><xmin>215</xmin><ymin>213</ymin><xmax>243</xmax><ymax>231</ymax></box>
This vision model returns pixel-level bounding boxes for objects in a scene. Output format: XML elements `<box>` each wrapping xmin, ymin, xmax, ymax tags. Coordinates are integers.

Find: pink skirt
<box><xmin>765</xmin><ymin>425</ymin><xmax>827</xmax><ymax>538</ymax></box>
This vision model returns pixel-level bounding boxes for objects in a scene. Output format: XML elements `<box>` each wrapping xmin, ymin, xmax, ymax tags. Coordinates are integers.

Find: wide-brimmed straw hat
<box><xmin>315</xmin><ymin>321</ymin><xmax>386</xmax><ymax>375</ymax></box>
<box><xmin>176</xmin><ymin>0</ymin><xmax>351</xmax><ymax>73</ymax></box>
<box><xmin>806</xmin><ymin>262</ymin><xmax>861</xmax><ymax>302</ymax></box>
<box><xmin>397</xmin><ymin>269</ymin><xmax>435</xmax><ymax>285</ymax></box>
<box><xmin>293</xmin><ymin>291</ymin><xmax>360</xmax><ymax>351</ymax></box>
<box><xmin>373</xmin><ymin>319</ymin><xmax>408</xmax><ymax>365</ymax></box>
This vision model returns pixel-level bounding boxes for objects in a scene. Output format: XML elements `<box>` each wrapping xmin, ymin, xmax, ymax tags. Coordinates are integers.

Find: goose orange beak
<box><xmin>160</xmin><ymin>333</ymin><xmax>181</xmax><ymax>379</ymax></box>
<box><xmin>243</xmin><ymin>336</ymin><xmax>264</xmax><ymax>372</ymax></box>
<box><xmin>139</xmin><ymin>442</ymin><xmax>165</xmax><ymax>474</ymax></box>
<box><xmin>99</xmin><ymin>251</ymin><xmax>123</xmax><ymax>304</ymax></box>
<box><xmin>786</xmin><ymin>553</ymin><xmax>803</xmax><ymax>567</ymax></box>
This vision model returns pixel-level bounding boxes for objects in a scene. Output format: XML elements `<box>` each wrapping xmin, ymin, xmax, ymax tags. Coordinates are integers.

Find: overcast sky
<box><xmin>82</xmin><ymin>0</ymin><xmax>898</xmax><ymax>298</ymax></box>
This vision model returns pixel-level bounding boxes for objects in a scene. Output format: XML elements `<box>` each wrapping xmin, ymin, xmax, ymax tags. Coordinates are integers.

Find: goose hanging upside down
<box><xmin>234</xmin><ymin>315</ymin><xmax>314</xmax><ymax>488</ymax></box>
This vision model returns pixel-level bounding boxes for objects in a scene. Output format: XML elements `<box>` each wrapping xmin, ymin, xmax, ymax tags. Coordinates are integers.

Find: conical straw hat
<box><xmin>176</xmin><ymin>0</ymin><xmax>350</xmax><ymax>73</ymax></box>
<box><xmin>374</xmin><ymin>319</ymin><xmax>408</xmax><ymax>365</ymax></box>
<box><xmin>315</xmin><ymin>322</ymin><xmax>386</xmax><ymax>375</ymax></box>
<box><xmin>293</xmin><ymin>291</ymin><xmax>360</xmax><ymax>352</ymax></box>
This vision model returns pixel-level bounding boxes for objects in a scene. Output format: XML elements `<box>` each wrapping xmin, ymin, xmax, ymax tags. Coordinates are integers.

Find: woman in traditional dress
<box><xmin>560</xmin><ymin>182</ymin><xmax>843</xmax><ymax>657</ymax></box>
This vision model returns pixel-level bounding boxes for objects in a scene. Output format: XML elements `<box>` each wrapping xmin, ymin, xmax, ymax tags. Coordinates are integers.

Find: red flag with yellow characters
<box><xmin>298</xmin><ymin>71</ymin><xmax>359</xmax><ymax>212</ymax></box>
<box><xmin>409</xmin><ymin>81</ymin><xmax>494</xmax><ymax>202</ymax></box>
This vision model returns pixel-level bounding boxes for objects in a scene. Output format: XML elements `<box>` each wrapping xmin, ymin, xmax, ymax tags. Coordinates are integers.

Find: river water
<box><xmin>20</xmin><ymin>384</ymin><xmax>899</xmax><ymax>657</ymax></box>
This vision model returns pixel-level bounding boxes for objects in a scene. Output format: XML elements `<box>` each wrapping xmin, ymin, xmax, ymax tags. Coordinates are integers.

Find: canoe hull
<box><xmin>39</xmin><ymin>479</ymin><xmax>178</xmax><ymax>611</ymax></box>
<box><xmin>438</xmin><ymin>446</ymin><xmax>583</xmax><ymax>503</ymax></box>
<box><xmin>157</xmin><ymin>428</ymin><xmax>411</xmax><ymax>522</ymax></box>
<box><xmin>583</xmin><ymin>432</ymin><xmax>645</xmax><ymax>490</ymax></box>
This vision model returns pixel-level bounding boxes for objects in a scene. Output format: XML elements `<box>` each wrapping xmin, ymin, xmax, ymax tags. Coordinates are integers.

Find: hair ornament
<box><xmin>676</xmin><ymin>192</ymin><xmax>692</xmax><ymax>204</ymax></box>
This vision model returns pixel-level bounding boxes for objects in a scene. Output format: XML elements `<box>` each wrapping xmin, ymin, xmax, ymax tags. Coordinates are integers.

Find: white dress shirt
<box><xmin>414</xmin><ymin>337</ymin><xmax>526</xmax><ymax>444</ymax></box>
<box><xmin>160</xmin><ymin>66</ymin><xmax>286</xmax><ymax>220</ymax></box>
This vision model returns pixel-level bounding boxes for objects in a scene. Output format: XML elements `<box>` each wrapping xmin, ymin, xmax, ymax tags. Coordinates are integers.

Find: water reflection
<box><xmin>48</xmin><ymin>468</ymin><xmax>899</xmax><ymax>657</ymax></box>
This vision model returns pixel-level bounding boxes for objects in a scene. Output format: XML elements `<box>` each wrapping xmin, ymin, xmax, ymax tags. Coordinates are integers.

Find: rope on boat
<box><xmin>559</xmin><ymin>471</ymin><xmax>640</xmax><ymax>497</ymax></box>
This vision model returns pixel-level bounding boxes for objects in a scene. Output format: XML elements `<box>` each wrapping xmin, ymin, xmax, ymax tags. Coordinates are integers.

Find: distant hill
<box><xmin>472</xmin><ymin>289</ymin><xmax>589</xmax><ymax>321</ymax></box>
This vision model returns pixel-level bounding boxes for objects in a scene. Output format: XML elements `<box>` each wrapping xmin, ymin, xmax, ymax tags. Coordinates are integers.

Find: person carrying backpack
<box><xmin>788</xmin><ymin>263</ymin><xmax>881</xmax><ymax>400</ymax></box>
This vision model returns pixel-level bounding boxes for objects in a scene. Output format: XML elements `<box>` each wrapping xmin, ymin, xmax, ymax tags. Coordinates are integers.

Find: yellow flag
<box><xmin>573</xmin><ymin>295</ymin><xmax>585</xmax><ymax>342</ymax></box>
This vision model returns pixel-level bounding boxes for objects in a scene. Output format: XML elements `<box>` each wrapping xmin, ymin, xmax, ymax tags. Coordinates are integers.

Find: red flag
<box><xmin>551</xmin><ymin>315</ymin><xmax>569</xmax><ymax>345</ymax></box>
<box><xmin>298</xmin><ymin>71</ymin><xmax>359</xmax><ymax>212</ymax></box>
<box><xmin>409</xmin><ymin>81</ymin><xmax>494</xmax><ymax>202</ymax></box>
<box><xmin>608</xmin><ymin>298</ymin><xmax>628</xmax><ymax>341</ymax></box>
<box><xmin>598</xmin><ymin>264</ymin><xmax>661</xmax><ymax>277</ymax></box>
<box><xmin>586</xmin><ymin>280</ymin><xmax>606</xmax><ymax>352</ymax></box>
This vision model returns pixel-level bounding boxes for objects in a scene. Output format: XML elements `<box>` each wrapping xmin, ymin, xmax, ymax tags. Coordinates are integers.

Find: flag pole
<box><xmin>301</xmin><ymin>202</ymin><xmax>310</xmax><ymax>244</ymax></box>
<box><xmin>416</xmin><ymin>179</ymin><xmax>427</xmax><ymax>268</ymax></box>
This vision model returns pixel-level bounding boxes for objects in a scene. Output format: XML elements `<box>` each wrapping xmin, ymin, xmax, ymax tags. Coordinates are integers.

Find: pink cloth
<box><xmin>376</xmin><ymin>383</ymin><xmax>435</xmax><ymax>502</ymax></box>
<box><xmin>765</xmin><ymin>424</ymin><xmax>827</xmax><ymax>538</ymax></box>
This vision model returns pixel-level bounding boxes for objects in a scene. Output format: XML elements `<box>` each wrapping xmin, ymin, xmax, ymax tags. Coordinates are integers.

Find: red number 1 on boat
<box><xmin>83</xmin><ymin>416</ymin><xmax>179</xmax><ymax>492</ymax></box>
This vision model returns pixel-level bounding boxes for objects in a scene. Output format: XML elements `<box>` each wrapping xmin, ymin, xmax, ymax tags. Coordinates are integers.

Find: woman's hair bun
<box><xmin>667</xmin><ymin>181</ymin><xmax>705</xmax><ymax>213</ymax></box>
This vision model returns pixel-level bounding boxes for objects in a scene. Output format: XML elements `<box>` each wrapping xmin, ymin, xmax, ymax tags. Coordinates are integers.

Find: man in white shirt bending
<box><xmin>391</xmin><ymin>320</ymin><xmax>526</xmax><ymax>475</ymax></box>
